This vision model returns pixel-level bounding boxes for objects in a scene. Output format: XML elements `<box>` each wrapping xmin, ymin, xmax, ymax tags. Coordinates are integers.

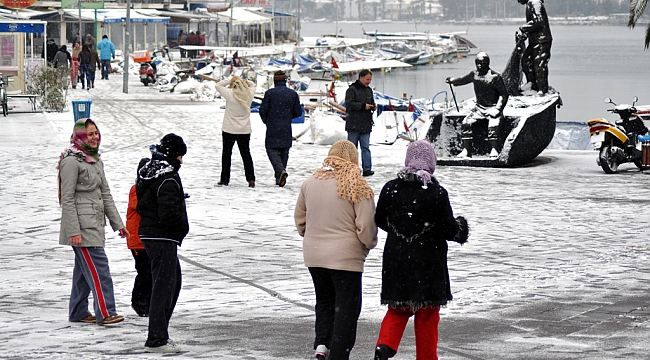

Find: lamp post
<box><xmin>123</xmin><ymin>0</ymin><xmax>131</xmax><ymax>93</ymax></box>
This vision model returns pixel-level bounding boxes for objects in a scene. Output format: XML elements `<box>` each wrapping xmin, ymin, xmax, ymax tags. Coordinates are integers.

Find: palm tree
<box><xmin>628</xmin><ymin>0</ymin><xmax>650</xmax><ymax>49</ymax></box>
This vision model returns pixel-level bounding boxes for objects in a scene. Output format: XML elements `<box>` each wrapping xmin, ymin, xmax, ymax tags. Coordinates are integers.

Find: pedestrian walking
<box><xmin>258</xmin><ymin>70</ymin><xmax>302</xmax><ymax>187</ymax></box>
<box><xmin>42</xmin><ymin>38</ymin><xmax>59</xmax><ymax>65</ymax></box>
<box><xmin>78</xmin><ymin>44</ymin><xmax>98</xmax><ymax>90</ymax></box>
<box><xmin>136</xmin><ymin>134</ymin><xmax>189</xmax><ymax>353</ymax></box>
<box><xmin>57</xmin><ymin>118</ymin><xmax>129</xmax><ymax>326</ymax></box>
<box><xmin>52</xmin><ymin>45</ymin><xmax>72</xmax><ymax>81</ymax></box>
<box><xmin>294</xmin><ymin>140</ymin><xmax>378</xmax><ymax>360</ymax></box>
<box><xmin>71</xmin><ymin>41</ymin><xmax>82</xmax><ymax>89</ymax></box>
<box><xmin>89</xmin><ymin>46</ymin><xmax>101</xmax><ymax>89</ymax></box>
<box><xmin>345</xmin><ymin>69</ymin><xmax>376</xmax><ymax>177</ymax></box>
<box><xmin>97</xmin><ymin>35</ymin><xmax>115</xmax><ymax>80</ymax></box>
<box><xmin>85</xmin><ymin>33</ymin><xmax>96</xmax><ymax>49</ymax></box>
<box><xmin>373</xmin><ymin>140</ymin><xmax>469</xmax><ymax>360</ymax></box>
<box><xmin>178</xmin><ymin>30</ymin><xmax>187</xmax><ymax>58</ymax></box>
<box><xmin>186</xmin><ymin>31</ymin><xmax>199</xmax><ymax>58</ymax></box>
<box><xmin>125</xmin><ymin>169</ymin><xmax>152</xmax><ymax>317</ymax></box>
<box><xmin>215</xmin><ymin>75</ymin><xmax>257</xmax><ymax>187</ymax></box>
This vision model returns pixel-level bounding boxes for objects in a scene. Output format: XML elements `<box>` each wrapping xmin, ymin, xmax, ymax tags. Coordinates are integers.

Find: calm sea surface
<box><xmin>300</xmin><ymin>22</ymin><xmax>650</xmax><ymax>121</ymax></box>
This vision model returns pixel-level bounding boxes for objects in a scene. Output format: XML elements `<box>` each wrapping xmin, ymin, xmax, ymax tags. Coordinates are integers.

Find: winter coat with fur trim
<box><xmin>375</xmin><ymin>176</ymin><xmax>460</xmax><ymax>309</ymax></box>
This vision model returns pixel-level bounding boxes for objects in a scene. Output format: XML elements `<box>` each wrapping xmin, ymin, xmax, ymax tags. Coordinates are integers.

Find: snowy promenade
<box><xmin>1</xmin><ymin>77</ymin><xmax>650</xmax><ymax>359</ymax></box>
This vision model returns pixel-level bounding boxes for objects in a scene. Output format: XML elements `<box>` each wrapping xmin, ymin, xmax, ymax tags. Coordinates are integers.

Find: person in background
<box><xmin>78</xmin><ymin>44</ymin><xmax>93</xmax><ymax>90</ymax></box>
<box><xmin>295</xmin><ymin>140</ymin><xmax>378</xmax><ymax>360</ymax></box>
<box><xmin>57</xmin><ymin>118</ymin><xmax>129</xmax><ymax>326</ymax></box>
<box><xmin>215</xmin><ymin>75</ymin><xmax>257</xmax><ymax>188</ymax></box>
<box><xmin>89</xmin><ymin>45</ymin><xmax>101</xmax><ymax>89</ymax></box>
<box><xmin>126</xmin><ymin>165</ymin><xmax>152</xmax><ymax>318</ymax></box>
<box><xmin>85</xmin><ymin>33</ymin><xmax>96</xmax><ymax>49</ymax></box>
<box><xmin>71</xmin><ymin>41</ymin><xmax>82</xmax><ymax>89</ymax></box>
<box><xmin>97</xmin><ymin>35</ymin><xmax>115</xmax><ymax>80</ymax></box>
<box><xmin>178</xmin><ymin>30</ymin><xmax>187</xmax><ymax>58</ymax></box>
<box><xmin>373</xmin><ymin>140</ymin><xmax>469</xmax><ymax>360</ymax></box>
<box><xmin>42</xmin><ymin>38</ymin><xmax>60</xmax><ymax>65</ymax></box>
<box><xmin>258</xmin><ymin>70</ymin><xmax>302</xmax><ymax>187</ymax></box>
<box><xmin>186</xmin><ymin>31</ymin><xmax>199</xmax><ymax>59</ymax></box>
<box><xmin>136</xmin><ymin>134</ymin><xmax>189</xmax><ymax>353</ymax></box>
<box><xmin>345</xmin><ymin>69</ymin><xmax>376</xmax><ymax>177</ymax></box>
<box><xmin>53</xmin><ymin>45</ymin><xmax>72</xmax><ymax>81</ymax></box>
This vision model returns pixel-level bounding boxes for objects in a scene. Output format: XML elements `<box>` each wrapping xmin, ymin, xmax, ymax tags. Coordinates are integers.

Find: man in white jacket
<box><xmin>215</xmin><ymin>76</ymin><xmax>257</xmax><ymax>187</ymax></box>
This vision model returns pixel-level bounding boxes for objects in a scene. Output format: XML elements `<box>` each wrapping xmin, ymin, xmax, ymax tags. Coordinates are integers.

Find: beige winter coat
<box><xmin>58</xmin><ymin>156</ymin><xmax>124</xmax><ymax>247</ymax></box>
<box><xmin>216</xmin><ymin>79</ymin><xmax>256</xmax><ymax>134</ymax></box>
<box><xmin>295</xmin><ymin>176</ymin><xmax>378</xmax><ymax>272</ymax></box>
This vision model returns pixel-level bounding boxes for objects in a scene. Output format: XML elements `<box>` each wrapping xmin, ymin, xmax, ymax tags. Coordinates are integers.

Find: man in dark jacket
<box><xmin>136</xmin><ymin>134</ymin><xmax>188</xmax><ymax>354</ymax></box>
<box><xmin>259</xmin><ymin>71</ymin><xmax>302</xmax><ymax>187</ymax></box>
<box><xmin>345</xmin><ymin>69</ymin><xmax>376</xmax><ymax>177</ymax></box>
<box><xmin>42</xmin><ymin>38</ymin><xmax>60</xmax><ymax>65</ymax></box>
<box><xmin>518</xmin><ymin>0</ymin><xmax>552</xmax><ymax>94</ymax></box>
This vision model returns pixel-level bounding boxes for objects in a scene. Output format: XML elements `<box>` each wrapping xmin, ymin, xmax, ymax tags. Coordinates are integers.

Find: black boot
<box><xmin>457</xmin><ymin>138</ymin><xmax>472</xmax><ymax>158</ymax></box>
<box><xmin>489</xmin><ymin>139</ymin><xmax>501</xmax><ymax>158</ymax></box>
<box><xmin>374</xmin><ymin>344</ymin><xmax>396</xmax><ymax>360</ymax></box>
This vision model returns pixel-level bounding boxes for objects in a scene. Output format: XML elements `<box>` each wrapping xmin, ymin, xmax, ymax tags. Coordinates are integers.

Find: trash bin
<box><xmin>72</xmin><ymin>99</ymin><xmax>92</xmax><ymax>122</ymax></box>
<box><xmin>292</xmin><ymin>104</ymin><xmax>305</xmax><ymax>124</ymax></box>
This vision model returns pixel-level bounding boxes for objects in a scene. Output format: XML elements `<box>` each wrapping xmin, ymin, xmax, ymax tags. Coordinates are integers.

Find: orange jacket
<box><xmin>126</xmin><ymin>185</ymin><xmax>144</xmax><ymax>250</ymax></box>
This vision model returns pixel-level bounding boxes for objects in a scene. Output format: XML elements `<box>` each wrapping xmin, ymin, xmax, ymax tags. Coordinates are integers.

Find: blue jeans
<box><xmin>347</xmin><ymin>132</ymin><xmax>372</xmax><ymax>171</ymax></box>
<box><xmin>69</xmin><ymin>246</ymin><xmax>118</xmax><ymax>323</ymax></box>
<box><xmin>100</xmin><ymin>59</ymin><xmax>111</xmax><ymax>79</ymax></box>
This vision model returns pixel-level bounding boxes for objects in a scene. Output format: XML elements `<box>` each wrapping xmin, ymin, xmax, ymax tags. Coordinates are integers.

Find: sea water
<box><xmin>301</xmin><ymin>22</ymin><xmax>650</xmax><ymax>122</ymax></box>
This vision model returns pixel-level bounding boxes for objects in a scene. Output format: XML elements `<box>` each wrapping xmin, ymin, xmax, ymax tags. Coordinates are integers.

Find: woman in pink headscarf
<box><xmin>373</xmin><ymin>140</ymin><xmax>468</xmax><ymax>360</ymax></box>
<box><xmin>58</xmin><ymin>118</ymin><xmax>129</xmax><ymax>325</ymax></box>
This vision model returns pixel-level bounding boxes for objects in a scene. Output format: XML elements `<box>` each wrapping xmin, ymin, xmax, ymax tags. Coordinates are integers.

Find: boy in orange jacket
<box><xmin>126</xmin><ymin>184</ymin><xmax>152</xmax><ymax>317</ymax></box>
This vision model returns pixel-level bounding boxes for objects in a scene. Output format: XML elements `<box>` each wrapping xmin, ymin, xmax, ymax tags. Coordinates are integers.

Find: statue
<box><xmin>517</xmin><ymin>0</ymin><xmax>552</xmax><ymax>94</ymax></box>
<box><xmin>445</xmin><ymin>52</ymin><xmax>509</xmax><ymax>158</ymax></box>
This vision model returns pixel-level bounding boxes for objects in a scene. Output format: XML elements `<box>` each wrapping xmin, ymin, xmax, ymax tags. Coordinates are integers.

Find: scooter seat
<box><xmin>638</xmin><ymin>135</ymin><xmax>650</xmax><ymax>142</ymax></box>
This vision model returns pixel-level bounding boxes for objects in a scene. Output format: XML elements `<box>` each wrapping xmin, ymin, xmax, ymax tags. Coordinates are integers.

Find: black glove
<box><xmin>451</xmin><ymin>216</ymin><xmax>469</xmax><ymax>244</ymax></box>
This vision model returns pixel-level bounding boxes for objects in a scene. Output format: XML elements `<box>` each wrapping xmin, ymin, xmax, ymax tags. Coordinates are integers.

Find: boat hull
<box><xmin>426</xmin><ymin>91</ymin><xmax>562</xmax><ymax>167</ymax></box>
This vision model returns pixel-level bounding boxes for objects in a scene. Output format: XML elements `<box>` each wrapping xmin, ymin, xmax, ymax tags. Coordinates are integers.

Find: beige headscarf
<box><xmin>314</xmin><ymin>140</ymin><xmax>374</xmax><ymax>203</ymax></box>
<box><xmin>230</xmin><ymin>78</ymin><xmax>253</xmax><ymax>111</ymax></box>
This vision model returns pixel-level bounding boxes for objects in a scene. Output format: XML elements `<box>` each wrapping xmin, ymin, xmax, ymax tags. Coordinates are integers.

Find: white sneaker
<box><xmin>456</xmin><ymin>148</ymin><xmax>469</xmax><ymax>158</ymax></box>
<box><xmin>144</xmin><ymin>341</ymin><xmax>181</xmax><ymax>353</ymax></box>
<box><xmin>489</xmin><ymin>148</ymin><xmax>499</xmax><ymax>158</ymax></box>
<box><xmin>314</xmin><ymin>344</ymin><xmax>328</xmax><ymax>359</ymax></box>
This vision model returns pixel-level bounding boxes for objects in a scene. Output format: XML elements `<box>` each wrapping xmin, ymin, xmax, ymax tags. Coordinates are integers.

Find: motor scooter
<box><xmin>139</xmin><ymin>61</ymin><xmax>157</xmax><ymax>86</ymax></box>
<box><xmin>587</xmin><ymin>97</ymin><xmax>650</xmax><ymax>173</ymax></box>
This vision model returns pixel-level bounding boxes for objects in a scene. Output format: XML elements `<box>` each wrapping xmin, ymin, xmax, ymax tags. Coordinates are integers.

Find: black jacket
<box><xmin>344</xmin><ymin>80</ymin><xmax>375</xmax><ymax>133</ymax></box>
<box><xmin>259</xmin><ymin>82</ymin><xmax>302</xmax><ymax>149</ymax></box>
<box><xmin>136</xmin><ymin>156</ymin><xmax>189</xmax><ymax>245</ymax></box>
<box><xmin>375</xmin><ymin>175</ymin><xmax>461</xmax><ymax>309</ymax></box>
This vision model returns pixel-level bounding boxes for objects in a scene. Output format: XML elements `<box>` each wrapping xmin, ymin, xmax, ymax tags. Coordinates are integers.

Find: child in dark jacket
<box><xmin>136</xmin><ymin>134</ymin><xmax>188</xmax><ymax>354</ymax></box>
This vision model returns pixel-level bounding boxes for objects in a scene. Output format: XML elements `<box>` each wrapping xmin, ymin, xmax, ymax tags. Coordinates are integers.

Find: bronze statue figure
<box><xmin>517</xmin><ymin>0</ymin><xmax>552</xmax><ymax>94</ymax></box>
<box><xmin>446</xmin><ymin>52</ymin><xmax>509</xmax><ymax>158</ymax></box>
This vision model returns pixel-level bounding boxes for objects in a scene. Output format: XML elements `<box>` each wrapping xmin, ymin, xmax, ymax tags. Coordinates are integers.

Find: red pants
<box><xmin>376</xmin><ymin>306</ymin><xmax>440</xmax><ymax>360</ymax></box>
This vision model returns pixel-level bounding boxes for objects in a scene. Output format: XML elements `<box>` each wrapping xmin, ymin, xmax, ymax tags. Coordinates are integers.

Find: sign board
<box><xmin>0</xmin><ymin>22</ymin><xmax>45</xmax><ymax>33</ymax></box>
<box><xmin>0</xmin><ymin>0</ymin><xmax>37</xmax><ymax>9</ymax></box>
<box><xmin>61</xmin><ymin>0</ymin><xmax>104</xmax><ymax>9</ymax></box>
<box><xmin>239</xmin><ymin>0</ymin><xmax>271</xmax><ymax>7</ymax></box>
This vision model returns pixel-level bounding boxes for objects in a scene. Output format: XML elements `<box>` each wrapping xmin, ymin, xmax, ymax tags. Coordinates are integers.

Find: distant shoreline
<box><xmin>317</xmin><ymin>18</ymin><xmax>647</xmax><ymax>27</ymax></box>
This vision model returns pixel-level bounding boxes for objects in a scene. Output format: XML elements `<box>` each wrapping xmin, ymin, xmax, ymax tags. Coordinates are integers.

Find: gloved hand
<box><xmin>112</xmin><ymin>55</ymin><xmax>115</xmax><ymax>60</ymax></box>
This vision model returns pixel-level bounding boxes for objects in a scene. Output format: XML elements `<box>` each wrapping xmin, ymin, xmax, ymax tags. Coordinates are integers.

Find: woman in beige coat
<box><xmin>295</xmin><ymin>140</ymin><xmax>378</xmax><ymax>360</ymax></box>
<box><xmin>58</xmin><ymin>118</ymin><xmax>129</xmax><ymax>325</ymax></box>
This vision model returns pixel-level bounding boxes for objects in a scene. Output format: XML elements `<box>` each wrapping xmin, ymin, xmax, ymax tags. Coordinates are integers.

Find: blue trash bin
<box><xmin>292</xmin><ymin>104</ymin><xmax>305</xmax><ymax>124</ymax></box>
<box><xmin>72</xmin><ymin>99</ymin><xmax>92</xmax><ymax>122</ymax></box>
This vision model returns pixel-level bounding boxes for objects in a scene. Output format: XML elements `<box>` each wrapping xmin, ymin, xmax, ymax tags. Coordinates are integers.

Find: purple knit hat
<box><xmin>402</xmin><ymin>140</ymin><xmax>436</xmax><ymax>187</ymax></box>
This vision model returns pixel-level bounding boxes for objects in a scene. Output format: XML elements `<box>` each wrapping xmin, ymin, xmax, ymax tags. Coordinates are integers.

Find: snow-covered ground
<box><xmin>1</xmin><ymin>76</ymin><xmax>650</xmax><ymax>359</ymax></box>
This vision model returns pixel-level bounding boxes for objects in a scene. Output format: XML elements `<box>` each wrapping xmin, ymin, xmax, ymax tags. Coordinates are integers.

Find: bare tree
<box><xmin>628</xmin><ymin>0</ymin><xmax>650</xmax><ymax>48</ymax></box>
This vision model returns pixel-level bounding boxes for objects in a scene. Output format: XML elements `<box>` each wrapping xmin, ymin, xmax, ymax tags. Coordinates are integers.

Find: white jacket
<box><xmin>216</xmin><ymin>79</ymin><xmax>256</xmax><ymax>134</ymax></box>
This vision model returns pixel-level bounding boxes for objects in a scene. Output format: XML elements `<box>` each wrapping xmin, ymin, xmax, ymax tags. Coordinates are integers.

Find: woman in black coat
<box><xmin>374</xmin><ymin>140</ymin><xmax>468</xmax><ymax>360</ymax></box>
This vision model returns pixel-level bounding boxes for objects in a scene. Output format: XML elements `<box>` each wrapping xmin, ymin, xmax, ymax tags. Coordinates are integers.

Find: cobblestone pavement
<box><xmin>0</xmin><ymin>81</ymin><xmax>649</xmax><ymax>359</ymax></box>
